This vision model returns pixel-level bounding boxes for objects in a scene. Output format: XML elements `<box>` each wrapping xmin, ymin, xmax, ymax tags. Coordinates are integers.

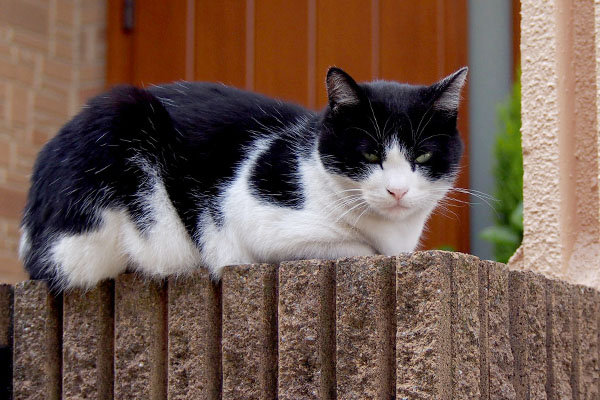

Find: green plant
<box><xmin>480</xmin><ymin>76</ymin><xmax>523</xmax><ymax>263</ymax></box>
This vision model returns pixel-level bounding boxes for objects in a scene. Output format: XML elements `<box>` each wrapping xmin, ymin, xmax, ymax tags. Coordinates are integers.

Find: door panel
<box><xmin>254</xmin><ymin>0</ymin><xmax>310</xmax><ymax>104</ymax></box>
<box><xmin>107</xmin><ymin>0</ymin><xmax>188</xmax><ymax>86</ymax></box>
<box><xmin>315</xmin><ymin>0</ymin><xmax>373</xmax><ymax>108</ymax></box>
<box><xmin>194</xmin><ymin>1</ymin><xmax>247</xmax><ymax>87</ymax></box>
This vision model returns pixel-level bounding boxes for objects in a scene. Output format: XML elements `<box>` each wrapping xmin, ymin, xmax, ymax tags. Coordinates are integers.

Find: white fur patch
<box><xmin>51</xmin><ymin>210</ymin><xmax>129</xmax><ymax>288</ymax></box>
<box><xmin>50</xmin><ymin>171</ymin><xmax>201</xmax><ymax>288</ymax></box>
<box><xmin>122</xmin><ymin>178</ymin><xmax>202</xmax><ymax>277</ymax></box>
<box><xmin>18</xmin><ymin>227</ymin><xmax>30</xmax><ymax>261</ymax></box>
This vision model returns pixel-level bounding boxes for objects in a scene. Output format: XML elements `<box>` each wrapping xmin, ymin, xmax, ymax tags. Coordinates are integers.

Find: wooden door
<box><xmin>107</xmin><ymin>0</ymin><xmax>470</xmax><ymax>253</ymax></box>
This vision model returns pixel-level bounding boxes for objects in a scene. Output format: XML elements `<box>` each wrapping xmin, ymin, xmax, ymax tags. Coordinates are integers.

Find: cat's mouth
<box><xmin>382</xmin><ymin>203</ymin><xmax>411</xmax><ymax>214</ymax></box>
<box><xmin>385</xmin><ymin>203</ymin><xmax>409</xmax><ymax>211</ymax></box>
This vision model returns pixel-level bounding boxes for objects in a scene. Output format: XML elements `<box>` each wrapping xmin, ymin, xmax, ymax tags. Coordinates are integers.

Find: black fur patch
<box><xmin>250</xmin><ymin>136</ymin><xmax>305</xmax><ymax>208</ymax></box>
<box><xmin>318</xmin><ymin>78</ymin><xmax>463</xmax><ymax>182</ymax></box>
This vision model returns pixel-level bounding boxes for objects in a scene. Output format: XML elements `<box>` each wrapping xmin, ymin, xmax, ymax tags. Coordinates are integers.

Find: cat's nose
<box><xmin>387</xmin><ymin>187</ymin><xmax>408</xmax><ymax>201</ymax></box>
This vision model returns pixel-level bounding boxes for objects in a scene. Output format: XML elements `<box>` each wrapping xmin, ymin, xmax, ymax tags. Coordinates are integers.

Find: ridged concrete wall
<box><xmin>1</xmin><ymin>251</ymin><xmax>599</xmax><ymax>399</ymax></box>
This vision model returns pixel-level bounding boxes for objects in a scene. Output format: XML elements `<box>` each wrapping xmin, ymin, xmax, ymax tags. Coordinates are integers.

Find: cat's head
<box><xmin>318</xmin><ymin>66</ymin><xmax>467</xmax><ymax>220</ymax></box>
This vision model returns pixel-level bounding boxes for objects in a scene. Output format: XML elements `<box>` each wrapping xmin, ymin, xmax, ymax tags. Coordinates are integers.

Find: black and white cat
<box><xmin>19</xmin><ymin>67</ymin><xmax>467</xmax><ymax>290</ymax></box>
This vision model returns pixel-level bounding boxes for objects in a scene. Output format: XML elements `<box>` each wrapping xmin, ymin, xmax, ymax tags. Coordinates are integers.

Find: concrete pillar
<box><xmin>114</xmin><ymin>275</ymin><xmax>167</xmax><ymax>400</ymax></box>
<box><xmin>168</xmin><ymin>270</ymin><xmax>221</xmax><ymax>400</ymax></box>
<box><xmin>278</xmin><ymin>260</ymin><xmax>335</xmax><ymax>400</ymax></box>
<box><xmin>335</xmin><ymin>256</ymin><xmax>396</xmax><ymax>399</ymax></box>
<box><xmin>12</xmin><ymin>281</ymin><xmax>61</xmax><ymax>400</ymax></box>
<box><xmin>221</xmin><ymin>264</ymin><xmax>278</xmax><ymax>399</ymax></box>
<box><xmin>62</xmin><ymin>282</ymin><xmax>113</xmax><ymax>399</ymax></box>
<box><xmin>519</xmin><ymin>0</ymin><xmax>600</xmax><ymax>287</ymax></box>
<box><xmin>507</xmin><ymin>270</ymin><xmax>547</xmax><ymax>399</ymax></box>
<box><xmin>0</xmin><ymin>284</ymin><xmax>13</xmax><ymax>398</ymax></box>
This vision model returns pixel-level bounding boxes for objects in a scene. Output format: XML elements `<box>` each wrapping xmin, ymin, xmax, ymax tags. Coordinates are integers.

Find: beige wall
<box><xmin>0</xmin><ymin>0</ymin><xmax>106</xmax><ymax>283</ymax></box>
<box><xmin>517</xmin><ymin>0</ymin><xmax>600</xmax><ymax>288</ymax></box>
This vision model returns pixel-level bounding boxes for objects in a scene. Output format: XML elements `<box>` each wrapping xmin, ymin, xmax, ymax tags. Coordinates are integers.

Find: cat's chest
<box><xmin>358</xmin><ymin>215</ymin><xmax>425</xmax><ymax>255</ymax></box>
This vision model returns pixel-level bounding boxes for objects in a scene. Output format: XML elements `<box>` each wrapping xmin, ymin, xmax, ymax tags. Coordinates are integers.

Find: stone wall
<box><xmin>1</xmin><ymin>251</ymin><xmax>598</xmax><ymax>399</ymax></box>
<box><xmin>0</xmin><ymin>0</ymin><xmax>106</xmax><ymax>283</ymax></box>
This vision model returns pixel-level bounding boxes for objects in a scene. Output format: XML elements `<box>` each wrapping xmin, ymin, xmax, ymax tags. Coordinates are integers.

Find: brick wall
<box><xmin>0</xmin><ymin>0</ymin><xmax>106</xmax><ymax>283</ymax></box>
<box><xmin>2</xmin><ymin>252</ymin><xmax>599</xmax><ymax>398</ymax></box>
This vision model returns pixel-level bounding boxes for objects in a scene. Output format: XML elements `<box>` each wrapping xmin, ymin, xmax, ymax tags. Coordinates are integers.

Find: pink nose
<box><xmin>387</xmin><ymin>187</ymin><xmax>408</xmax><ymax>200</ymax></box>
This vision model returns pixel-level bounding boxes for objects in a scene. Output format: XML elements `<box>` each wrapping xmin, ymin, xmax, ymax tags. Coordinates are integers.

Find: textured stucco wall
<box><xmin>520</xmin><ymin>0</ymin><xmax>562</xmax><ymax>275</ymax></box>
<box><xmin>520</xmin><ymin>0</ymin><xmax>600</xmax><ymax>288</ymax></box>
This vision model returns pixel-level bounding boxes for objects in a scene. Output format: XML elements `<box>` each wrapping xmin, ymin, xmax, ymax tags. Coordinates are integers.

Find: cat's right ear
<box><xmin>326</xmin><ymin>67</ymin><xmax>363</xmax><ymax>112</ymax></box>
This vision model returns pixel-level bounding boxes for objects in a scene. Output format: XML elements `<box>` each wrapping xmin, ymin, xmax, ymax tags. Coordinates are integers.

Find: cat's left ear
<box><xmin>326</xmin><ymin>67</ymin><xmax>363</xmax><ymax>112</ymax></box>
<box><xmin>431</xmin><ymin>67</ymin><xmax>468</xmax><ymax>114</ymax></box>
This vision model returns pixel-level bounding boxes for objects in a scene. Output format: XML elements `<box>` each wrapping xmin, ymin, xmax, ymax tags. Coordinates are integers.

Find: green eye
<box><xmin>415</xmin><ymin>152</ymin><xmax>432</xmax><ymax>164</ymax></box>
<box><xmin>363</xmin><ymin>152</ymin><xmax>380</xmax><ymax>163</ymax></box>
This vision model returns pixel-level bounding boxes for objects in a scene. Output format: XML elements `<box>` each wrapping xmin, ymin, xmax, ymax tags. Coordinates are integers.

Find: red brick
<box><xmin>53</xmin><ymin>38</ymin><xmax>75</xmax><ymax>63</ymax></box>
<box><xmin>31</xmin><ymin>130</ymin><xmax>49</xmax><ymax>146</ymax></box>
<box><xmin>0</xmin><ymin>186</ymin><xmax>26</xmax><ymax>218</ymax></box>
<box><xmin>6</xmin><ymin>172</ymin><xmax>30</xmax><ymax>191</ymax></box>
<box><xmin>5</xmin><ymin>218</ymin><xmax>19</xmax><ymax>237</ymax></box>
<box><xmin>34</xmin><ymin>91</ymin><xmax>70</xmax><ymax>117</ymax></box>
<box><xmin>16</xmin><ymin>50</ymin><xmax>39</xmax><ymax>69</ymax></box>
<box><xmin>0</xmin><ymin>138</ymin><xmax>11</xmax><ymax>165</ymax></box>
<box><xmin>10</xmin><ymin>85</ymin><xmax>31</xmax><ymax>125</ymax></box>
<box><xmin>12</xmin><ymin>31</ymin><xmax>48</xmax><ymax>53</ymax></box>
<box><xmin>55</xmin><ymin>0</ymin><xmax>76</xmax><ymax>27</ymax></box>
<box><xmin>79</xmin><ymin>64</ymin><xmax>105</xmax><ymax>83</ymax></box>
<box><xmin>0</xmin><ymin>254</ymin><xmax>27</xmax><ymax>284</ymax></box>
<box><xmin>0</xmin><ymin>0</ymin><xmax>49</xmax><ymax>35</ymax></box>
<box><xmin>78</xmin><ymin>86</ymin><xmax>103</xmax><ymax>105</ymax></box>
<box><xmin>43</xmin><ymin>58</ymin><xmax>74</xmax><ymax>83</ymax></box>
<box><xmin>81</xmin><ymin>1</ymin><xmax>106</xmax><ymax>25</ymax></box>
<box><xmin>0</xmin><ymin>58</ymin><xmax>35</xmax><ymax>85</ymax></box>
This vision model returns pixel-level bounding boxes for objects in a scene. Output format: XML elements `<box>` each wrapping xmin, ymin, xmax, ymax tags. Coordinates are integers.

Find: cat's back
<box><xmin>146</xmin><ymin>81</ymin><xmax>313</xmax><ymax>143</ymax></box>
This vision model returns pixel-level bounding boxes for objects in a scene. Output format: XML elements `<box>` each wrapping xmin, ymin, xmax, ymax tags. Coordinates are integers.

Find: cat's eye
<box><xmin>415</xmin><ymin>152</ymin><xmax>432</xmax><ymax>164</ymax></box>
<box><xmin>363</xmin><ymin>152</ymin><xmax>380</xmax><ymax>163</ymax></box>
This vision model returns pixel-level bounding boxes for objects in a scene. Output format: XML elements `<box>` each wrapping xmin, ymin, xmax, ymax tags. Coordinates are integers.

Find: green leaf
<box><xmin>437</xmin><ymin>245</ymin><xmax>456</xmax><ymax>252</ymax></box>
<box><xmin>478</xmin><ymin>71</ymin><xmax>523</xmax><ymax>262</ymax></box>
<box><xmin>510</xmin><ymin>201</ymin><xmax>523</xmax><ymax>231</ymax></box>
<box><xmin>480</xmin><ymin>225</ymin><xmax>520</xmax><ymax>247</ymax></box>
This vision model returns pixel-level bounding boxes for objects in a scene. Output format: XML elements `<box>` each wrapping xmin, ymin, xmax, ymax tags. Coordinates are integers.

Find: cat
<box><xmin>19</xmin><ymin>67</ymin><xmax>467</xmax><ymax>290</ymax></box>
